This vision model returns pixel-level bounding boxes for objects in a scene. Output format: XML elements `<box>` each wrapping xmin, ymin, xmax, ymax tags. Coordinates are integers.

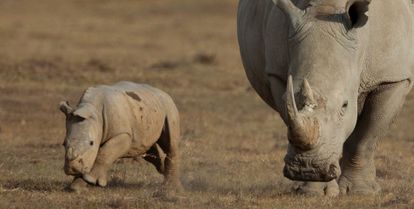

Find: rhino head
<box><xmin>273</xmin><ymin>0</ymin><xmax>371</xmax><ymax>181</ymax></box>
<box><xmin>59</xmin><ymin>101</ymin><xmax>102</xmax><ymax>177</ymax></box>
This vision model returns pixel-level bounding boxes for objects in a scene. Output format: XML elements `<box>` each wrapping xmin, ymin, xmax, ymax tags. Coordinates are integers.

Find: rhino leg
<box><xmin>143</xmin><ymin>143</ymin><xmax>165</xmax><ymax>174</ymax></box>
<box><xmin>68</xmin><ymin>177</ymin><xmax>88</xmax><ymax>193</ymax></box>
<box><xmin>83</xmin><ymin>133</ymin><xmax>131</xmax><ymax>187</ymax></box>
<box><xmin>156</xmin><ymin>117</ymin><xmax>183</xmax><ymax>195</ymax></box>
<box><xmin>339</xmin><ymin>80</ymin><xmax>411</xmax><ymax>195</ymax></box>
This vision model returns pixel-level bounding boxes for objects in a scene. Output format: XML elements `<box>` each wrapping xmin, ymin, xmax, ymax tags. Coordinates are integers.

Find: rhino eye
<box><xmin>70</xmin><ymin>115</ymin><xmax>85</xmax><ymax>123</ymax></box>
<box><xmin>89</xmin><ymin>141</ymin><xmax>94</xmax><ymax>146</ymax></box>
<box><xmin>340</xmin><ymin>101</ymin><xmax>348</xmax><ymax>116</ymax></box>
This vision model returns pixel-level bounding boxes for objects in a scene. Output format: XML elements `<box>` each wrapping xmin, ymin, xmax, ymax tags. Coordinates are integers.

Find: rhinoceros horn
<box><xmin>302</xmin><ymin>78</ymin><xmax>317</xmax><ymax>109</ymax></box>
<box><xmin>272</xmin><ymin>0</ymin><xmax>305</xmax><ymax>27</ymax></box>
<box><xmin>286</xmin><ymin>76</ymin><xmax>319</xmax><ymax>150</ymax></box>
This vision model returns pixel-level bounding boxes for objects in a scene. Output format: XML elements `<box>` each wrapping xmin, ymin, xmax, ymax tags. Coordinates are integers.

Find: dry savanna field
<box><xmin>0</xmin><ymin>0</ymin><xmax>414</xmax><ymax>208</ymax></box>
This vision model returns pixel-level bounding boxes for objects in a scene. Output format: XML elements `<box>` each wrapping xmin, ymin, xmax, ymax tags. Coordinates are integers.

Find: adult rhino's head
<box><xmin>59</xmin><ymin>101</ymin><xmax>102</xmax><ymax>176</ymax></box>
<box><xmin>273</xmin><ymin>0</ymin><xmax>371</xmax><ymax>181</ymax></box>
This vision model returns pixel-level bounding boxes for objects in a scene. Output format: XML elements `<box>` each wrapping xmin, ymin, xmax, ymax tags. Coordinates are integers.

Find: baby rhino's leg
<box><xmin>143</xmin><ymin>144</ymin><xmax>165</xmax><ymax>174</ymax></box>
<box><xmin>83</xmin><ymin>133</ymin><xmax>131</xmax><ymax>187</ymax></box>
<box><xmin>68</xmin><ymin>177</ymin><xmax>88</xmax><ymax>192</ymax></box>
<box><xmin>157</xmin><ymin>118</ymin><xmax>182</xmax><ymax>193</ymax></box>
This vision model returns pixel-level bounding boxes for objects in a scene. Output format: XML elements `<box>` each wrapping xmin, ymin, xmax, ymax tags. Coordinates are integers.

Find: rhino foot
<box><xmin>338</xmin><ymin>175</ymin><xmax>380</xmax><ymax>195</ymax></box>
<box><xmin>153</xmin><ymin>186</ymin><xmax>185</xmax><ymax>202</ymax></box>
<box><xmin>153</xmin><ymin>189</ymin><xmax>177</xmax><ymax>201</ymax></box>
<box><xmin>295</xmin><ymin>180</ymin><xmax>339</xmax><ymax>197</ymax></box>
<box><xmin>83</xmin><ymin>171</ymin><xmax>108</xmax><ymax>187</ymax></box>
<box><xmin>152</xmin><ymin>179</ymin><xmax>185</xmax><ymax>201</ymax></box>
<box><xmin>67</xmin><ymin>177</ymin><xmax>89</xmax><ymax>193</ymax></box>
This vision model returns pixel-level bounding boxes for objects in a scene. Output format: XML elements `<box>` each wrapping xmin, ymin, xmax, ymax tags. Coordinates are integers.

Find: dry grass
<box><xmin>0</xmin><ymin>0</ymin><xmax>414</xmax><ymax>208</ymax></box>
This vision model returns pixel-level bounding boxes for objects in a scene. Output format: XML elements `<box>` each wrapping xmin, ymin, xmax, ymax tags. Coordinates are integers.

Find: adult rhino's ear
<box><xmin>72</xmin><ymin>104</ymin><xmax>97</xmax><ymax>120</ymax></box>
<box><xmin>347</xmin><ymin>0</ymin><xmax>371</xmax><ymax>28</ymax></box>
<box><xmin>59</xmin><ymin>101</ymin><xmax>73</xmax><ymax>116</ymax></box>
<box><xmin>272</xmin><ymin>0</ymin><xmax>305</xmax><ymax>29</ymax></box>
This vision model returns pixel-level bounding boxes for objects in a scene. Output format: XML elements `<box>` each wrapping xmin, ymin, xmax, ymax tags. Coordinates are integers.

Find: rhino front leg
<box><xmin>339</xmin><ymin>80</ymin><xmax>411</xmax><ymax>195</ymax></box>
<box><xmin>83</xmin><ymin>133</ymin><xmax>131</xmax><ymax>187</ymax></box>
<box><xmin>68</xmin><ymin>177</ymin><xmax>89</xmax><ymax>192</ymax></box>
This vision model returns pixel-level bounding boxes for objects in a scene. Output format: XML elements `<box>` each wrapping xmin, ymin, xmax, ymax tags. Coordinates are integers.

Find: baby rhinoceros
<box><xmin>59</xmin><ymin>81</ymin><xmax>182</xmax><ymax>194</ymax></box>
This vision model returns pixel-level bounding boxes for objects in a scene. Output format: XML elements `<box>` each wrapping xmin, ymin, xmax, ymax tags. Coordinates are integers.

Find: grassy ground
<box><xmin>0</xmin><ymin>0</ymin><xmax>414</xmax><ymax>208</ymax></box>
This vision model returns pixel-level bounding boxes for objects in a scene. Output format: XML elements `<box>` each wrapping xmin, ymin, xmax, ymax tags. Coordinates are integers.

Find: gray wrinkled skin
<box><xmin>238</xmin><ymin>0</ymin><xmax>414</xmax><ymax>196</ymax></box>
<box><xmin>60</xmin><ymin>81</ymin><xmax>182</xmax><ymax>196</ymax></box>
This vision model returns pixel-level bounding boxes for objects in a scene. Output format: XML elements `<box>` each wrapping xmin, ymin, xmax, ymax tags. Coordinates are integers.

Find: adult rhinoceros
<box><xmin>238</xmin><ymin>0</ymin><xmax>414</xmax><ymax>196</ymax></box>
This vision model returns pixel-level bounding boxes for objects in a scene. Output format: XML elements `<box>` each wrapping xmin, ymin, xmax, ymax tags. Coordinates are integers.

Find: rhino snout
<box><xmin>64</xmin><ymin>158</ymin><xmax>86</xmax><ymax>176</ymax></box>
<box><xmin>283</xmin><ymin>154</ymin><xmax>341</xmax><ymax>182</ymax></box>
<box><xmin>65</xmin><ymin>147</ymin><xmax>80</xmax><ymax>161</ymax></box>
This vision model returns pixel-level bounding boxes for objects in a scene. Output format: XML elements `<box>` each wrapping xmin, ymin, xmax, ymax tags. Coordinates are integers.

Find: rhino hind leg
<box><xmin>143</xmin><ymin>143</ymin><xmax>165</xmax><ymax>174</ymax></box>
<box><xmin>339</xmin><ymin>80</ymin><xmax>412</xmax><ymax>195</ymax></box>
<box><xmin>156</xmin><ymin>116</ymin><xmax>183</xmax><ymax>195</ymax></box>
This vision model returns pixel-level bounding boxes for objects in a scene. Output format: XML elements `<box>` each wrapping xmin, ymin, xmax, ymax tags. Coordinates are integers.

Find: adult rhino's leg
<box><xmin>339</xmin><ymin>80</ymin><xmax>411</xmax><ymax>195</ymax></box>
<box><xmin>157</xmin><ymin>117</ymin><xmax>182</xmax><ymax>194</ymax></box>
<box><xmin>83</xmin><ymin>133</ymin><xmax>131</xmax><ymax>187</ymax></box>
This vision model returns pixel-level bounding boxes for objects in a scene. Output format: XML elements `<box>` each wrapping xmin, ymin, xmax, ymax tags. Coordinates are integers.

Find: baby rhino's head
<box><xmin>59</xmin><ymin>101</ymin><xmax>102</xmax><ymax>176</ymax></box>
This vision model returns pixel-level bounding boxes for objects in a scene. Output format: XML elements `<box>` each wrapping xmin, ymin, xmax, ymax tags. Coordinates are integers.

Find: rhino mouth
<box><xmin>283</xmin><ymin>148</ymin><xmax>341</xmax><ymax>182</ymax></box>
<box><xmin>64</xmin><ymin>164</ymin><xmax>83</xmax><ymax>176</ymax></box>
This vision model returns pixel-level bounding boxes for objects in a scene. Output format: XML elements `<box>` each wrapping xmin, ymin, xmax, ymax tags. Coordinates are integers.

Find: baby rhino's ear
<box><xmin>72</xmin><ymin>104</ymin><xmax>97</xmax><ymax>119</ymax></box>
<box><xmin>59</xmin><ymin>101</ymin><xmax>73</xmax><ymax>116</ymax></box>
